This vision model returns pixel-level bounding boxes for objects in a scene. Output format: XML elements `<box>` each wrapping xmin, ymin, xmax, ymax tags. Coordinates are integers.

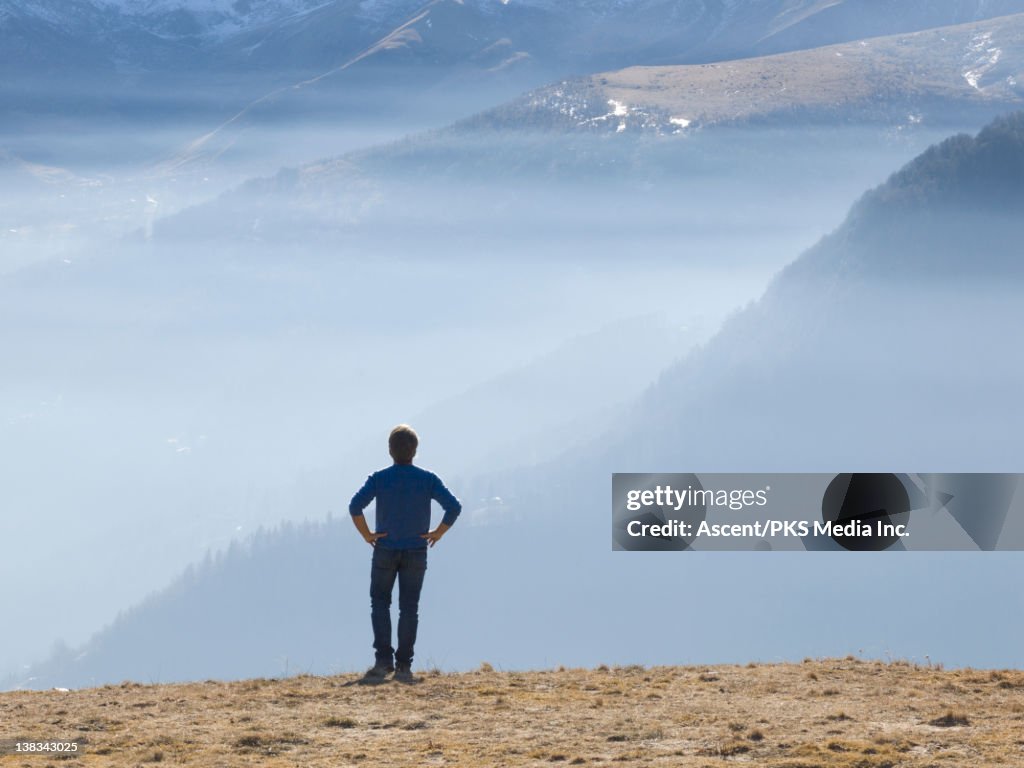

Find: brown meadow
<box><xmin>2</xmin><ymin>659</ymin><xmax>1022</xmax><ymax>767</ymax></box>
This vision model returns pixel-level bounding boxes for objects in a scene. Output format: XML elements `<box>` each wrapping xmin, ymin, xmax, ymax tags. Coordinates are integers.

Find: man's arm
<box><xmin>350</xmin><ymin>474</ymin><xmax>386</xmax><ymax>546</ymax></box>
<box><xmin>421</xmin><ymin>522</ymin><xmax>450</xmax><ymax>548</ymax></box>
<box><xmin>351</xmin><ymin>513</ymin><xmax>387</xmax><ymax>547</ymax></box>
<box><xmin>422</xmin><ymin>474</ymin><xmax>461</xmax><ymax>547</ymax></box>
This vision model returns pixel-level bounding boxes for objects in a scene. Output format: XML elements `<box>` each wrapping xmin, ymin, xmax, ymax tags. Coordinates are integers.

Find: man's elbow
<box><xmin>442</xmin><ymin>507</ymin><xmax>461</xmax><ymax>526</ymax></box>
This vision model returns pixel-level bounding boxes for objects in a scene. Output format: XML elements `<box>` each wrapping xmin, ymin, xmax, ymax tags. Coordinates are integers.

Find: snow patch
<box><xmin>575</xmin><ymin>98</ymin><xmax>631</xmax><ymax>128</ymax></box>
<box><xmin>538</xmin><ymin>83</ymin><xmax>690</xmax><ymax>136</ymax></box>
<box><xmin>962</xmin><ymin>32</ymin><xmax>1002</xmax><ymax>90</ymax></box>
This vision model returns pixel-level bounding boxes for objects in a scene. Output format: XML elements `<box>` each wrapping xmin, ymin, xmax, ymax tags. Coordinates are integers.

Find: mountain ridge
<box><xmin>144</xmin><ymin>16</ymin><xmax>1024</xmax><ymax>243</ymax></box>
<box><xmin>467</xmin><ymin>13</ymin><xmax>1024</xmax><ymax>134</ymax></box>
<box><xmin>609</xmin><ymin>111</ymin><xmax>1024</xmax><ymax>476</ymax></box>
<box><xmin>7</xmin><ymin>0</ymin><xmax>1024</xmax><ymax>76</ymax></box>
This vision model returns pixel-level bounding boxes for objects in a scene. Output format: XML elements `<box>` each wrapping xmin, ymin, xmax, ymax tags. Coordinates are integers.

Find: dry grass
<box><xmin>2</xmin><ymin>659</ymin><xmax>1024</xmax><ymax>767</ymax></box>
<box><xmin>589</xmin><ymin>15</ymin><xmax>1024</xmax><ymax>124</ymax></box>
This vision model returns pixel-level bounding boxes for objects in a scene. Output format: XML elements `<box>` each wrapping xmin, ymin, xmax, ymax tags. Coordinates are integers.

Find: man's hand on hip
<box><xmin>351</xmin><ymin>513</ymin><xmax>386</xmax><ymax>546</ymax></box>
<box><xmin>421</xmin><ymin>522</ymin><xmax>451</xmax><ymax>548</ymax></box>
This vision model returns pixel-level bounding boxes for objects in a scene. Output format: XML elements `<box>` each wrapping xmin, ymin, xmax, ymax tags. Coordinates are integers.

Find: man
<box><xmin>349</xmin><ymin>424</ymin><xmax>461</xmax><ymax>681</ymax></box>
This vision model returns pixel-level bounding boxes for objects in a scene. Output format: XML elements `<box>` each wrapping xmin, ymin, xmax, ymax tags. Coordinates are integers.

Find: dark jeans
<box><xmin>369</xmin><ymin>546</ymin><xmax>427</xmax><ymax>667</ymax></box>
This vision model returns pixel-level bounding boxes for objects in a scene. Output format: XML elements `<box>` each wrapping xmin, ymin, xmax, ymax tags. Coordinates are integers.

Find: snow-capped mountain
<box><xmin>94</xmin><ymin>0</ymin><xmax>327</xmax><ymax>38</ymax></box>
<box><xmin>7</xmin><ymin>0</ymin><xmax>1024</xmax><ymax>76</ymax></box>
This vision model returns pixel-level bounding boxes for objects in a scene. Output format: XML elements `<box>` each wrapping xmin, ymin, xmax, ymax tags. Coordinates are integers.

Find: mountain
<box><xmin>13</xmin><ymin>112</ymin><xmax>1024</xmax><ymax>690</ymax></box>
<box><xmin>7</xmin><ymin>0</ymin><xmax>1024</xmax><ymax>78</ymax></box>
<box><xmin>0</xmin><ymin>0</ymin><xmax>321</xmax><ymax>72</ymax></box>
<box><xmin>11</xmin><ymin>12</ymin><xmax>1021</xmax><ymax>254</ymax></box>
<box><xmin>9</xmin><ymin>0</ymin><xmax>1024</xmax><ymax>192</ymax></box>
<box><xmin>146</xmin><ymin>15</ymin><xmax>1024</xmax><ymax>246</ymax></box>
<box><xmin>471</xmin><ymin>13</ymin><xmax>1024</xmax><ymax>133</ymax></box>
<box><xmin>605</xmin><ymin>111</ymin><xmax>1024</xmax><ymax>473</ymax></box>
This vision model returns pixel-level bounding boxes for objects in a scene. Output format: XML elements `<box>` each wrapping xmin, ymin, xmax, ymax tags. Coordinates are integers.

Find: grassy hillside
<box><xmin>471</xmin><ymin>14</ymin><xmax>1024</xmax><ymax>132</ymax></box>
<box><xmin>2</xmin><ymin>660</ymin><xmax>1022</xmax><ymax>766</ymax></box>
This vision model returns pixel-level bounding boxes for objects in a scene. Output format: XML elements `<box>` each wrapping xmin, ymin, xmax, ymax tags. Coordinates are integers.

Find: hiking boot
<box><xmin>394</xmin><ymin>664</ymin><xmax>414</xmax><ymax>682</ymax></box>
<box><xmin>364</xmin><ymin>662</ymin><xmax>395</xmax><ymax>680</ymax></box>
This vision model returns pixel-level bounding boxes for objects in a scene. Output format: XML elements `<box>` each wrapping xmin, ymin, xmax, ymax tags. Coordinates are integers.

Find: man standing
<box><xmin>349</xmin><ymin>425</ymin><xmax>461</xmax><ymax>681</ymax></box>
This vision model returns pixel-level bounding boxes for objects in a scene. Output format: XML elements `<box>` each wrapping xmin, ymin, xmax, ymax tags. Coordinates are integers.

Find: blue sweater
<box><xmin>349</xmin><ymin>463</ymin><xmax>462</xmax><ymax>550</ymax></box>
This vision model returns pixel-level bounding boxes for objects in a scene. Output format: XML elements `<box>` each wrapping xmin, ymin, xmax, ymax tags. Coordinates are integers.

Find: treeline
<box><xmin>20</xmin><ymin>516</ymin><xmax>367</xmax><ymax>688</ymax></box>
<box><xmin>870</xmin><ymin>111</ymin><xmax>1024</xmax><ymax>211</ymax></box>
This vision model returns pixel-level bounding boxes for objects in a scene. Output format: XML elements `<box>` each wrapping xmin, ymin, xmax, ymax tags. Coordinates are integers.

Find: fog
<box><xmin>0</xmin><ymin>74</ymin><xmax>1001</xmax><ymax>684</ymax></box>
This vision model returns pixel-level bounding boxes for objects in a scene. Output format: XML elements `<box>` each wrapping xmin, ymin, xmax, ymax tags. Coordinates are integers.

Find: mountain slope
<box><xmin>147</xmin><ymin>15</ymin><xmax>1024</xmax><ymax>245</ymax></box>
<box><xmin>474</xmin><ymin>13</ymin><xmax>1024</xmax><ymax>133</ymax></box>
<box><xmin>7</xmin><ymin>0</ymin><xmax>1024</xmax><ymax>76</ymax></box>
<box><xmin>605</xmin><ymin>111</ymin><xmax>1024</xmax><ymax>473</ymax></box>
<box><xmin>10</xmin><ymin>0</ymin><xmax>1024</xmax><ymax>184</ymax></box>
